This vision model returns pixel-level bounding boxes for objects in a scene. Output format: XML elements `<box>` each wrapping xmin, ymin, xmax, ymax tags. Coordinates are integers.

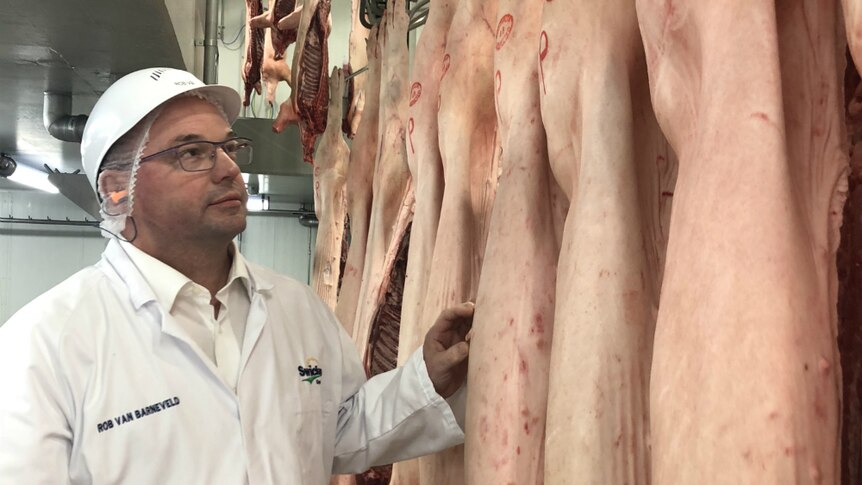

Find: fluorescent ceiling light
<box><xmin>7</xmin><ymin>164</ymin><xmax>59</xmax><ymax>194</ymax></box>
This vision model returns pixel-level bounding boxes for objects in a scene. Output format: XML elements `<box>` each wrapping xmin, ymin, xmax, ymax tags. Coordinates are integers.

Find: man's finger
<box><xmin>442</xmin><ymin>341</ymin><xmax>470</xmax><ymax>367</ymax></box>
<box><xmin>436</xmin><ymin>301</ymin><xmax>475</xmax><ymax>327</ymax></box>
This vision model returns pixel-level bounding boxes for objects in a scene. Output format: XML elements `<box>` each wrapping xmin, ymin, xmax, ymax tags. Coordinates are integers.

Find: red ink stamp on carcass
<box><xmin>408</xmin><ymin>118</ymin><xmax>415</xmax><ymax>154</ymax></box>
<box><xmin>539</xmin><ymin>31</ymin><xmax>549</xmax><ymax>95</ymax></box>
<box><xmin>496</xmin><ymin>14</ymin><xmax>514</xmax><ymax>50</ymax></box>
<box><xmin>441</xmin><ymin>54</ymin><xmax>451</xmax><ymax>80</ymax></box>
<box><xmin>409</xmin><ymin>82</ymin><xmax>422</xmax><ymax>107</ymax></box>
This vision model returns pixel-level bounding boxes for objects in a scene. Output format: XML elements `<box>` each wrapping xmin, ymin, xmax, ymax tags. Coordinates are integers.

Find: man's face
<box><xmin>131</xmin><ymin>96</ymin><xmax>248</xmax><ymax>248</ymax></box>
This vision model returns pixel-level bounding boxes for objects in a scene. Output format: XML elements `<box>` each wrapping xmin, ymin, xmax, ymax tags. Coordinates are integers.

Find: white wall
<box><xmin>240</xmin><ymin>213</ymin><xmax>316</xmax><ymax>283</ymax></box>
<box><xmin>0</xmin><ymin>191</ymin><xmax>106</xmax><ymax>324</ymax></box>
<box><xmin>0</xmin><ymin>190</ymin><xmax>315</xmax><ymax>325</ymax></box>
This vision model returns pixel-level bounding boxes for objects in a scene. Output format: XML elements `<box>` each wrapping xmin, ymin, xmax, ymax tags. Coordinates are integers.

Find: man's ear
<box><xmin>97</xmin><ymin>169</ymin><xmax>129</xmax><ymax>200</ymax></box>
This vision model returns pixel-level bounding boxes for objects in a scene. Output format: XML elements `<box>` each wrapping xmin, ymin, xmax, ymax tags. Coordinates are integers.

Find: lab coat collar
<box><xmin>102</xmin><ymin>239</ymin><xmax>274</xmax><ymax>312</ymax></box>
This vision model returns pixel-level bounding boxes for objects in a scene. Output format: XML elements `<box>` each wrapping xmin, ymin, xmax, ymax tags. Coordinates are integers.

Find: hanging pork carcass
<box><xmin>390</xmin><ymin>0</ymin><xmax>460</xmax><ymax>482</ymax></box>
<box><xmin>274</xmin><ymin>0</ymin><xmax>332</xmax><ymax>164</ymax></box>
<box><xmin>635</xmin><ymin>0</ymin><xmax>846</xmax><ymax>482</ymax></box>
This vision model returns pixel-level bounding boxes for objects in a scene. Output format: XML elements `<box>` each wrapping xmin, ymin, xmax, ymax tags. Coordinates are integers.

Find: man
<box><xmin>0</xmin><ymin>68</ymin><xmax>472</xmax><ymax>484</ymax></box>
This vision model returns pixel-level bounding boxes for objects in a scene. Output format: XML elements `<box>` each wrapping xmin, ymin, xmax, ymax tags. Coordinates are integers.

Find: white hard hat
<box><xmin>81</xmin><ymin>67</ymin><xmax>242</xmax><ymax>197</ymax></box>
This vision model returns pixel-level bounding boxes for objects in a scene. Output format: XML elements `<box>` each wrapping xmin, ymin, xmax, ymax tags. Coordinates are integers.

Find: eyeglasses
<box><xmin>139</xmin><ymin>137</ymin><xmax>254</xmax><ymax>172</ymax></box>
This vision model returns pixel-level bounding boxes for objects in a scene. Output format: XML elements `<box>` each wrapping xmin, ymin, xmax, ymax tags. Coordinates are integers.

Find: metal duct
<box><xmin>43</xmin><ymin>92</ymin><xmax>88</xmax><ymax>143</ymax></box>
<box><xmin>203</xmin><ymin>0</ymin><xmax>219</xmax><ymax>84</ymax></box>
<box><xmin>298</xmin><ymin>214</ymin><xmax>319</xmax><ymax>227</ymax></box>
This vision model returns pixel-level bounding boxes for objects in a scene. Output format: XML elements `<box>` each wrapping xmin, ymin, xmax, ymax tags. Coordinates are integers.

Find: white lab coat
<box><xmin>0</xmin><ymin>239</ymin><xmax>465</xmax><ymax>484</ymax></box>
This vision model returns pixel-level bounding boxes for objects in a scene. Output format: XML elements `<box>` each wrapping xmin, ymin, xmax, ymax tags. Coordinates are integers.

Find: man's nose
<box><xmin>211</xmin><ymin>147</ymin><xmax>241</xmax><ymax>182</ymax></box>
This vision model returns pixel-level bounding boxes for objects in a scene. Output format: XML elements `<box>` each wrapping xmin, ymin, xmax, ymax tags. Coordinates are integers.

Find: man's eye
<box><xmin>178</xmin><ymin>146</ymin><xmax>204</xmax><ymax>159</ymax></box>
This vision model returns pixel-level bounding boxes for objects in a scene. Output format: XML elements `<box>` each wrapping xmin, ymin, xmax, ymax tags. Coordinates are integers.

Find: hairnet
<box><xmin>95</xmin><ymin>91</ymin><xmax>230</xmax><ymax>240</ymax></box>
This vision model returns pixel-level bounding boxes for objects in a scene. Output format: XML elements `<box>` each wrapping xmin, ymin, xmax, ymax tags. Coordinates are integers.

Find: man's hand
<box><xmin>423</xmin><ymin>301</ymin><xmax>474</xmax><ymax>398</ymax></box>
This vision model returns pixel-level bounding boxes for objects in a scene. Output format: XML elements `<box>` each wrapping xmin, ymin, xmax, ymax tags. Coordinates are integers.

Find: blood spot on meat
<box><xmin>750</xmin><ymin>111</ymin><xmax>772</xmax><ymax>123</ymax></box>
<box><xmin>440</xmin><ymin>54</ymin><xmax>451</xmax><ymax>80</ymax></box>
<box><xmin>742</xmin><ymin>449</ymin><xmax>753</xmax><ymax>462</ymax></box>
<box><xmin>520</xmin><ymin>407</ymin><xmax>530</xmax><ymax>417</ymax></box>
<box><xmin>536</xmin><ymin>339</ymin><xmax>545</xmax><ymax>350</ymax></box>
<box><xmin>804</xmin><ymin>363</ymin><xmax>810</xmax><ymax>371</ymax></box>
<box><xmin>661</xmin><ymin>191</ymin><xmax>674</xmax><ymax>197</ymax></box>
<box><xmin>768</xmin><ymin>411</ymin><xmax>780</xmax><ymax>420</ymax></box>
<box><xmin>503</xmin><ymin>373</ymin><xmax>508</xmax><ymax>382</ymax></box>
<box><xmin>614</xmin><ymin>433</ymin><xmax>622</xmax><ymax>448</ymax></box>
<box><xmin>531</xmin><ymin>313</ymin><xmax>545</xmax><ymax>334</ymax></box>
<box><xmin>507</xmin><ymin>318</ymin><xmax>514</xmax><ymax>327</ymax></box>
<box><xmin>814</xmin><ymin>397</ymin><xmax>827</xmax><ymax>420</ymax></box>
<box><xmin>479</xmin><ymin>415</ymin><xmax>490</xmax><ymax>438</ymax></box>
<box><xmin>519</xmin><ymin>358</ymin><xmax>528</xmax><ymax>373</ymax></box>
<box><xmin>496</xmin><ymin>14</ymin><xmax>514</xmax><ymax>50</ymax></box>
<box><xmin>599</xmin><ymin>269</ymin><xmax>610</xmax><ymax>277</ymax></box>
<box><xmin>523</xmin><ymin>421</ymin><xmax>530</xmax><ymax>434</ymax></box>
<box><xmin>409</xmin><ymin>82</ymin><xmax>422</xmax><ymax>107</ymax></box>
<box><xmin>516</xmin><ymin>446</ymin><xmax>521</xmax><ymax>455</ymax></box>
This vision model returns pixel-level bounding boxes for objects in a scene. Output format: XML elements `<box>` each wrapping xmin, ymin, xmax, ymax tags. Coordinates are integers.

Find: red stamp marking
<box><xmin>408</xmin><ymin>117</ymin><xmax>415</xmax><ymax>154</ymax></box>
<box><xmin>496</xmin><ymin>14</ymin><xmax>514</xmax><ymax>50</ymax></box>
<box><xmin>539</xmin><ymin>31</ymin><xmax>549</xmax><ymax>95</ymax></box>
<box><xmin>440</xmin><ymin>54</ymin><xmax>451</xmax><ymax>80</ymax></box>
<box><xmin>409</xmin><ymin>82</ymin><xmax>422</xmax><ymax>107</ymax></box>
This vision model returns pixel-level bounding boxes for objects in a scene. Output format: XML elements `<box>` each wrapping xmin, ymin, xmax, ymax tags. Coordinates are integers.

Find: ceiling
<box><xmin>0</xmin><ymin>0</ymin><xmax>314</xmax><ymax>204</ymax></box>
<box><xmin>0</xmin><ymin>0</ymin><xmax>185</xmax><ymax>187</ymax></box>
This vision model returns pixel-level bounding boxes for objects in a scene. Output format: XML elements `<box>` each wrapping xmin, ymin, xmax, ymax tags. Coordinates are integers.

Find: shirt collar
<box><xmin>118</xmin><ymin>240</ymin><xmax>253</xmax><ymax>310</ymax></box>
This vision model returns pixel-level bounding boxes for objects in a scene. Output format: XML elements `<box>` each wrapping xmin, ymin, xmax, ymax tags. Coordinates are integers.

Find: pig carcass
<box><xmin>274</xmin><ymin>0</ymin><xmax>332</xmax><ymax>164</ymax></box>
<box><xmin>636</xmin><ymin>0</ymin><xmax>846</xmax><ymax>482</ymax></box>
<box><xmin>417</xmin><ymin>0</ymin><xmax>503</xmax><ymax>482</ymax></box>
<box><xmin>251</xmin><ymin>0</ymin><xmax>302</xmax><ymax>105</ymax></box>
<box><xmin>389</xmin><ymin>0</ymin><xmax>460</xmax><ymax>483</ymax></box>
<box><xmin>335</xmin><ymin>24</ymin><xmax>382</xmax><ymax>339</ymax></box>
<box><xmin>838</xmin><ymin>57</ymin><xmax>862</xmax><ymax>485</ymax></box>
<box><xmin>839</xmin><ymin>5</ymin><xmax>862</xmax><ymax>482</ymax></box>
<box><xmin>241</xmin><ymin>0</ymin><xmax>265</xmax><ymax>106</ymax></box>
<box><xmin>350</xmin><ymin>0</ymin><xmax>414</xmax><ymax>370</ymax></box>
<box><xmin>345</xmin><ymin>0</ymin><xmax>371</xmax><ymax>138</ymax></box>
<box><xmin>259</xmin><ymin>29</ymin><xmax>294</xmax><ymax>106</ymax></box>
<box><xmin>539</xmin><ymin>0</ymin><xmax>676</xmax><ymax>483</ymax></box>
<box><xmin>463</xmin><ymin>0</ymin><xmax>568</xmax><ymax>481</ymax></box>
<box><xmin>311</xmin><ymin>67</ymin><xmax>350</xmax><ymax>310</ymax></box>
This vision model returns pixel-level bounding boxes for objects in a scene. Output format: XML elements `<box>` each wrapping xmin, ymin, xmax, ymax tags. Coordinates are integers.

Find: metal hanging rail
<box><xmin>350</xmin><ymin>0</ymin><xmax>427</xmax><ymax>83</ymax></box>
<box><xmin>360</xmin><ymin>0</ymin><xmax>428</xmax><ymax>30</ymax></box>
<box><xmin>0</xmin><ymin>216</ymin><xmax>101</xmax><ymax>227</ymax></box>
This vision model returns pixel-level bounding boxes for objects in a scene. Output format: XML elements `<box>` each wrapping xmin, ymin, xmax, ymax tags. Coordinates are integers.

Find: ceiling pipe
<box><xmin>203</xmin><ymin>0</ymin><xmax>219</xmax><ymax>84</ymax></box>
<box><xmin>43</xmin><ymin>92</ymin><xmax>88</xmax><ymax>143</ymax></box>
